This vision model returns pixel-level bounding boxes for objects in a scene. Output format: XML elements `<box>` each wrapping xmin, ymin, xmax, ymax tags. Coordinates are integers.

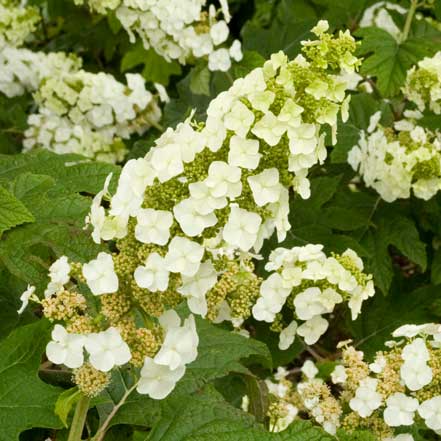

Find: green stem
<box><xmin>401</xmin><ymin>0</ymin><xmax>420</xmax><ymax>42</ymax></box>
<box><xmin>145</xmin><ymin>116</ymin><xmax>165</xmax><ymax>133</ymax></box>
<box><xmin>92</xmin><ymin>383</ymin><xmax>137</xmax><ymax>441</ymax></box>
<box><xmin>67</xmin><ymin>394</ymin><xmax>90</xmax><ymax>441</ymax></box>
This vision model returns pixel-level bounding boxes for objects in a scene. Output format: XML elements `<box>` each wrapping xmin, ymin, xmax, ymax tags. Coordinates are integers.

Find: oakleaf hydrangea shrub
<box><xmin>5</xmin><ymin>1</ymin><xmax>441</xmax><ymax>441</ymax></box>
<box><xmin>16</xmin><ymin>21</ymin><xmax>377</xmax><ymax>437</ymax></box>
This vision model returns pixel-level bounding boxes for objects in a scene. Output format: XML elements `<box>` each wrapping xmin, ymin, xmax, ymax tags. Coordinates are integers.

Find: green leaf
<box><xmin>0</xmin><ymin>150</ymin><xmax>119</xmax><ymax>195</ymax></box>
<box><xmin>189</xmin><ymin>419</ymin><xmax>335</xmax><ymax>441</ymax></box>
<box><xmin>364</xmin><ymin>209</ymin><xmax>427</xmax><ymax>293</ymax></box>
<box><xmin>231</xmin><ymin>51</ymin><xmax>265</xmax><ymax>79</ymax></box>
<box><xmin>356</xmin><ymin>23</ymin><xmax>441</xmax><ymax>97</ymax></box>
<box><xmin>310</xmin><ymin>0</ymin><xmax>372</xmax><ymax>28</ymax></box>
<box><xmin>320</xmin><ymin>207</ymin><xmax>368</xmax><ymax>231</ymax></box>
<box><xmin>0</xmin><ymin>320</ymin><xmax>63</xmax><ymax>440</ymax></box>
<box><xmin>242</xmin><ymin>0</ymin><xmax>317</xmax><ymax>58</ymax></box>
<box><xmin>431</xmin><ymin>248</ymin><xmax>441</xmax><ymax>285</ymax></box>
<box><xmin>285</xmin><ymin>174</ymin><xmax>373</xmax><ymax>257</ymax></box>
<box><xmin>0</xmin><ymin>151</ymin><xmax>118</xmax><ymax>289</ymax></box>
<box><xmin>0</xmin><ymin>185</ymin><xmax>34</xmax><ymax>235</ymax></box>
<box><xmin>147</xmin><ymin>386</ymin><xmax>257</xmax><ymax>441</ymax></box>
<box><xmin>189</xmin><ymin>64</ymin><xmax>211</xmax><ymax>96</ymax></box>
<box><xmin>150</xmin><ymin>388</ymin><xmax>334</xmax><ymax>441</ymax></box>
<box><xmin>98</xmin><ymin>318</ymin><xmax>271</xmax><ymax>429</ymax></box>
<box><xmin>54</xmin><ymin>387</ymin><xmax>81</xmax><ymax>428</ymax></box>
<box><xmin>349</xmin><ymin>284</ymin><xmax>441</xmax><ymax>357</ymax></box>
<box><xmin>107</xmin><ymin>11</ymin><xmax>122</xmax><ymax>34</ymax></box>
<box><xmin>242</xmin><ymin>375</ymin><xmax>269</xmax><ymax>423</ymax></box>
<box><xmin>121</xmin><ymin>42</ymin><xmax>182</xmax><ymax>85</ymax></box>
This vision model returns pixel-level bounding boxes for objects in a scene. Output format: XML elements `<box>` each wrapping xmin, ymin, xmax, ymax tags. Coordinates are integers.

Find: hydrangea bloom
<box><xmin>24</xmin><ymin>70</ymin><xmax>161</xmax><ymax>162</ymax></box>
<box><xmin>82</xmin><ymin>252</ymin><xmax>119</xmax><ymax>295</ymax></box>
<box><xmin>270</xmin><ymin>323</ymin><xmax>441</xmax><ymax>438</ymax></box>
<box><xmin>0</xmin><ymin>47</ymin><xmax>81</xmax><ymax>98</ymax></box>
<box><xmin>44</xmin><ymin>256</ymin><xmax>71</xmax><ymax>298</ymax></box>
<box><xmin>74</xmin><ymin>0</ymin><xmax>242</xmax><ymax>71</ymax></box>
<box><xmin>348</xmin><ymin>111</ymin><xmax>441</xmax><ymax>202</ymax></box>
<box><xmin>137</xmin><ymin>357</ymin><xmax>186</xmax><ymax>399</ymax></box>
<box><xmin>154</xmin><ymin>311</ymin><xmax>198</xmax><ymax>370</ymax></box>
<box><xmin>0</xmin><ymin>0</ymin><xmax>40</xmax><ymax>48</ymax></box>
<box><xmin>0</xmin><ymin>41</ymin><xmax>161</xmax><ymax>162</ymax></box>
<box><xmin>349</xmin><ymin>378</ymin><xmax>383</xmax><ymax>417</ymax></box>
<box><xmin>383</xmin><ymin>393</ymin><xmax>419</xmax><ymax>427</ymax></box>
<box><xmin>87</xmin><ymin>24</ymin><xmax>361</xmax><ymax>329</ymax></box>
<box><xmin>252</xmin><ymin>245</ymin><xmax>374</xmax><ymax>347</ymax></box>
<box><xmin>46</xmin><ymin>324</ymin><xmax>85</xmax><ymax>369</ymax></box>
<box><xmin>85</xmin><ymin>327</ymin><xmax>131</xmax><ymax>372</ymax></box>
<box><xmin>418</xmin><ymin>396</ymin><xmax>441</xmax><ymax>433</ymax></box>
<box><xmin>404</xmin><ymin>52</ymin><xmax>441</xmax><ymax>114</ymax></box>
<box><xmin>17</xmin><ymin>284</ymin><xmax>36</xmax><ymax>315</ymax></box>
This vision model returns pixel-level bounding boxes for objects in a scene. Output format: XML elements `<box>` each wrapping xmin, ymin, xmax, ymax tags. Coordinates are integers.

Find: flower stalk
<box><xmin>92</xmin><ymin>383</ymin><xmax>138</xmax><ymax>441</ymax></box>
<box><xmin>67</xmin><ymin>394</ymin><xmax>90</xmax><ymax>441</ymax></box>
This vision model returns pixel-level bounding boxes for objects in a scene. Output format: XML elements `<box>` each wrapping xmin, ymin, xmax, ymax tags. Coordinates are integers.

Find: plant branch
<box><xmin>400</xmin><ymin>0</ymin><xmax>421</xmax><ymax>42</ymax></box>
<box><xmin>67</xmin><ymin>394</ymin><xmax>90</xmax><ymax>441</ymax></box>
<box><xmin>357</xmin><ymin>195</ymin><xmax>381</xmax><ymax>242</ymax></box>
<box><xmin>92</xmin><ymin>382</ymin><xmax>138</xmax><ymax>441</ymax></box>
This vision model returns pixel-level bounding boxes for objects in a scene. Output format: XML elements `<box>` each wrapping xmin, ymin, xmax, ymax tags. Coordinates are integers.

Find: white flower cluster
<box><xmin>0</xmin><ymin>46</ymin><xmax>81</xmax><ymax>98</ymax></box>
<box><xmin>46</xmin><ymin>324</ymin><xmax>131</xmax><ymax>371</ymax></box>
<box><xmin>23</xmin><ymin>254</ymin><xmax>199</xmax><ymax>401</ymax></box>
<box><xmin>0</xmin><ymin>12</ymin><xmax>161</xmax><ymax>164</ymax></box>
<box><xmin>137</xmin><ymin>310</ymin><xmax>198</xmax><ymax>399</ymax></box>
<box><xmin>22</xmin><ymin>70</ymin><xmax>161</xmax><ymax>162</ymax></box>
<box><xmin>45</xmin><ymin>311</ymin><xmax>198</xmax><ymax>400</ymax></box>
<box><xmin>404</xmin><ymin>51</ymin><xmax>441</xmax><ymax>114</ymax></box>
<box><xmin>0</xmin><ymin>0</ymin><xmax>40</xmax><ymax>48</ymax></box>
<box><xmin>252</xmin><ymin>245</ymin><xmax>375</xmax><ymax>347</ymax></box>
<box><xmin>347</xmin><ymin>324</ymin><xmax>441</xmax><ymax>437</ymax></box>
<box><xmin>254</xmin><ymin>362</ymin><xmax>339</xmax><ymax>434</ymax></box>
<box><xmin>290</xmin><ymin>323</ymin><xmax>441</xmax><ymax>439</ymax></box>
<box><xmin>87</xmin><ymin>22</ymin><xmax>359</xmax><ymax>322</ymax></box>
<box><xmin>359</xmin><ymin>1</ymin><xmax>406</xmax><ymax>41</ymax></box>
<box><xmin>75</xmin><ymin>0</ymin><xmax>243</xmax><ymax>71</ymax></box>
<box><xmin>348</xmin><ymin>110</ymin><xmax>441</xmax><ymax>202</ymax></box>
<box><xmin>296</xmin><ymin>361</ymin><xmax>342</xmax><ymax>435</ymax></box>
<box><xmin>264</xmin><ymin>366</ymin><xmax>299</xmax><ymax>432</ymax></box>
